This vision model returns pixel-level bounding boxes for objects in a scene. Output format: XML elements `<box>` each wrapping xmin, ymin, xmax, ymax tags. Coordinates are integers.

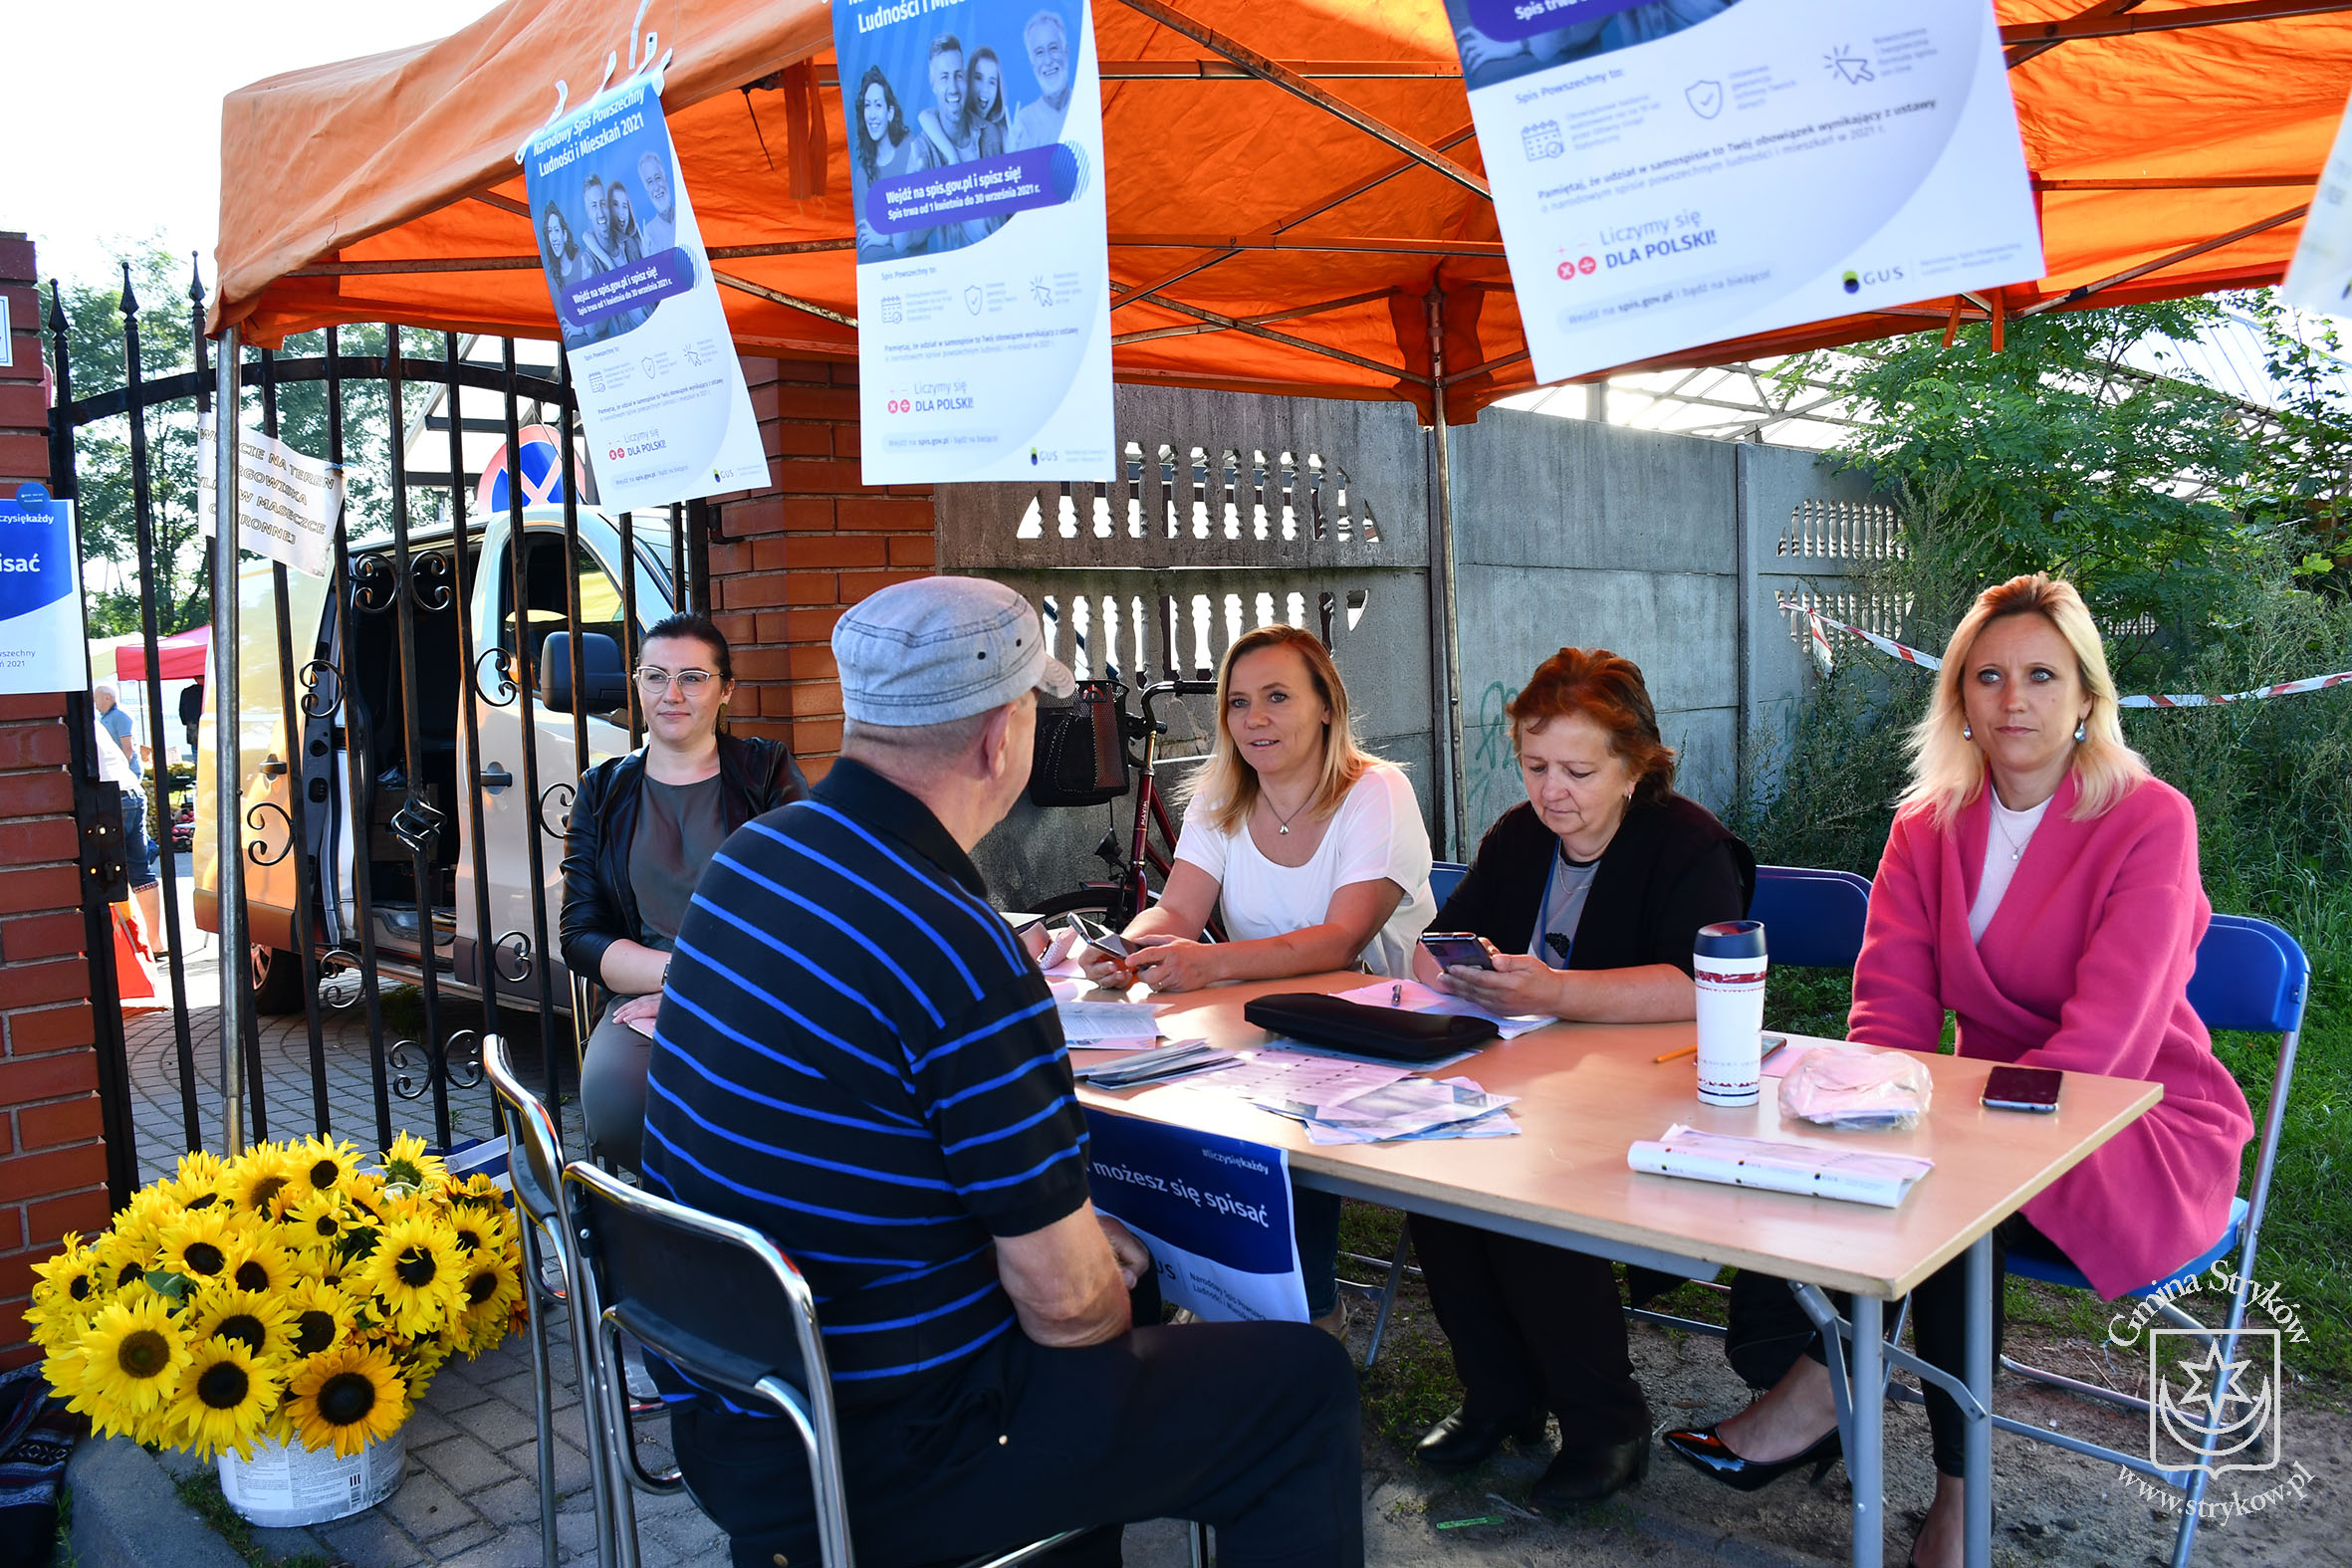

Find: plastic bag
<box><xmin>1777</xmin><ymin>1044</ymin><xmax>1933</xmax><ymax>1132</ymax></box>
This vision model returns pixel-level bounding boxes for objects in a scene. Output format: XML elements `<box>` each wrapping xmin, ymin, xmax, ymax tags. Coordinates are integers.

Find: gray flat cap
<box><xmin>833</xmin><ymin>575</ymin><xmax>1075</xmax><ymax>727</ymax></box>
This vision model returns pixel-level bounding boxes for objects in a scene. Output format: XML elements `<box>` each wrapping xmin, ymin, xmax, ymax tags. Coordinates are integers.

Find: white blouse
<box><xmin>1969</xmin><ymin>792</ymin><xmax>2052</xmax><ymax>943</ymax></box>
<box><xmin>1171</xmin><ymin>761</ymin><xmax>1438</xmax><ymax>979</ymax></box>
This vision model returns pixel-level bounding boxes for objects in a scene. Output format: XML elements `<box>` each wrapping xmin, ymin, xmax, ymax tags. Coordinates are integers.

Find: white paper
<box><xmin>1287</xmin><ymin>1077</ymin><xmax>1521</xmax><ymax>1145</ymax></box>
<box><xmin>523</xmin><ymin>78</ymin><xmax>771</xmax><ymax>511</ymax></box>
<box><xmin>197</xmin><ymin>417</ymin><xmax>337</xmax><ymax>579</ymax></box>
<box><xmin>1186</xmin><ymin>1048</ymin><xmax>1413</xmax><ymax>1104</ymax></box>
<box><xmin>834</xmin><ymin>0</ymin><xmax>1115</xmax><ymax>481</ymax></box>
<box><xmin>1447</xmin><ymin>0</ymin><xmax>2043</xmax><ymax>382</ymax></box>
<box><xmin>1627</xmin><ymin>1123</ymin><xmax>1932</xmax><ymax>1208</ymax></box>
<box><xmin>1335</xmin><ymin>978</ymin><xmax>1554</xmax><ymax>1039</ymax></box>
<box><xmin>1056</xmin><ymin>1000</ymin><xmax>1169</xmax><ymax>1041</ymax></box>
<box><xmin>2283</xmin><ymin>87</ymin><xmax>2352</xmax><ymax>316</ymax></box>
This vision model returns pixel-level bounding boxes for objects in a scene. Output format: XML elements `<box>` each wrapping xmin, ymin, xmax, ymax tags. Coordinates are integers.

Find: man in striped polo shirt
<box><xmin>645</xmin><ymin>576</ymin><xmax>1361</xmax><ymax>1568</ymax></box>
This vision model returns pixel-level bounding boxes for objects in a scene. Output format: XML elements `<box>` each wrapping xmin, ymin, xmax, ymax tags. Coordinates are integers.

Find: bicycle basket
<box><xmin>1029</xmin><ymin>680</ymin><xmax>1130</xmax><ymax>807</ymax></box>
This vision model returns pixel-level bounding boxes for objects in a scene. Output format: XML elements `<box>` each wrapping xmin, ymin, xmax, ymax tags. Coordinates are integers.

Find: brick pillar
<box><xmin>0</xmin><ymin>235</ymin><xmax>111</xmax><ymax>1368</ymax></box>
<box><xmin>710</xmin><ymin>359</ymin><xmax>935</xmax><ymax>782</ymax></box>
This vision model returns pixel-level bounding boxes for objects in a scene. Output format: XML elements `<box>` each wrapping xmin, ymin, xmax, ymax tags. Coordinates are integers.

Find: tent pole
<box><xmin>1424</xmin><ymin>288</ymin><xmax>1466</xmax><ymax>859</ymax></box>
<box><xmin>212</xmin><ymin>328</ymin><xmax>248</xmax><ymax>1157</ymax></box>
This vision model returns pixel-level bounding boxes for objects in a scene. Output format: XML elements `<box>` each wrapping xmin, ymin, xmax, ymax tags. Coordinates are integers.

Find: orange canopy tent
<box><xmin>212</xmin><ymin>0</ymin><xmax>2352</xmax><ymax>418</ymax></box>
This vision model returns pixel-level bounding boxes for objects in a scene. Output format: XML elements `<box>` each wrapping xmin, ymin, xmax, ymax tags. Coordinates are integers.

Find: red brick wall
<box><xmin>708</xmin><ymin>358</ymin><xmax>934</xmax><ymax>781</ymax></box>
<box><xmin>0</xmin><ymin>234</ymin><xmax>109</xmax><ymax>1368</ymax></box>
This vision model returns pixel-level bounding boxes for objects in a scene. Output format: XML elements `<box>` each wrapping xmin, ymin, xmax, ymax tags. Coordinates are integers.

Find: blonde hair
<box><xmin>1901</xmin><ymin>572</ymin><xmax>2150</xmax><ymax>825</ymax></box>
<box><xmin>1188</xmin><ymin>625</ymin><xmax>1375</xmax><ymax>835</ymax></box>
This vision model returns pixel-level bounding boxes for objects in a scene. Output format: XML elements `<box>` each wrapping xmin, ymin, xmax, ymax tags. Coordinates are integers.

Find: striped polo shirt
<box><xmin>639</xmin><ymin>758</ymin><xmax>1089</xmax><ymax>1409</ymax></box>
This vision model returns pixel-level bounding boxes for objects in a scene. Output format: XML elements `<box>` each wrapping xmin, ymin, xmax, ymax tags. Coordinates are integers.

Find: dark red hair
<box><xmin>1508</xmin><ymin>647</ymin><xmax>1676</xmax><ymax>806</ymax></box>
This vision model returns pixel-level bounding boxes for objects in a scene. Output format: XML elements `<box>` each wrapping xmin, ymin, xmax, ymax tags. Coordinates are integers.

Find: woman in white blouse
<box><xmin>1080</xmin><ymin>623</ymin><xmax>1438</xmax><ymax>1331</ymax></box>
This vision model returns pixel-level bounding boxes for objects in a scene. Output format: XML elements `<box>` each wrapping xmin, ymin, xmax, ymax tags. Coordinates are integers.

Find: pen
<box><xmin>1391</xmin><ymin>983</ymin><xmax>1403</xmax><ymax>1007</ymax></box>
<box><xmin>1654</xmin><ymin>1035</ymin><xmax>1789</xmax><ymax>1066</ymax></box>
<box><xmin>1653</xmin><ymin>1044</ymin><xmax>1696</xmax><ymax>1063</ymax></box>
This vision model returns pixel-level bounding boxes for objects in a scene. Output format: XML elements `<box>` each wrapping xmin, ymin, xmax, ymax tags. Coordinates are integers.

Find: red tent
<box><xmin>115</xmin><ymin>627</ymin><xmax>211</xmax><ymax>683</ymax></box>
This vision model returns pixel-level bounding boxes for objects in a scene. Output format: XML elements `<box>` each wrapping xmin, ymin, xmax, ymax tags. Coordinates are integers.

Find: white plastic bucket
<box><xmin>217</xmin><ymin>1429</ymin><xmax>405</xmax><ymax>1528</ymax></box>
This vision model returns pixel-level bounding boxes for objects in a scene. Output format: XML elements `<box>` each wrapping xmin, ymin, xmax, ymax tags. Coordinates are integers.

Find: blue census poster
<box><xmin>1084</xmin><ymin>1111</ymin><xmax>1308</xmax><ymax>1323</ymax></box>
<box><xmin>523</xmin><ymin>78</ymin><xmax>770</xmax><ymax>512</ymax></box>
<box><xmin>1447</xmin><ymin>0</ymin><xmax>2042</xmax><ymax>382</ymax></box>
<box><xmin>833</xmin><ymin>0</ymin><xmax>1115</xmax><ymax>483</ymax></box>
<box><xmin>0</xmin><ymin>484</ymin><xmax>89</xmax><ymax>696</ymax></box>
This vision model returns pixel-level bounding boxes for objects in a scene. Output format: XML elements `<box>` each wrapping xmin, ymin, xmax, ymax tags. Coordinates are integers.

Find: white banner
<box><xmin>523</xmin><ymin>78</ymin><xmax>770</xmax><ymax>511</ymax></box>
<box><xmin>1083</xmin><ymin>1111</ymin><xmax>1307</xmax><ymax>1323</ymax></box>
<box><xmin>2281</xmin><ymin>86</ymin><xmax>2352</xmax><ymax>317</ymax></box>
<box><xmin>0</xmin><ymin>486</ymin><xmax>89</xmax><ymax>695</ymax></box>
<box><xmin>197</xmin><ymin>415</ymin><xmax>337</xmax><ymax>579</ymax></box>
<box><xmin>1447</xmin><ymin>0</ymin><xmax>2043</xmax><ymax>382</ymax></box>
<box><xmin>834</xmin><ymin>0</ymin><xmax>1115</xmax><ymax>483</ymax></box>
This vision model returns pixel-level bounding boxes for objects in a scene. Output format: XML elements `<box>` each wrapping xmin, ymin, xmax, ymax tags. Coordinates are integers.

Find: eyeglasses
<box><xmin>634</xmin><ymin>667</ymin><xmax>719</xmax><ymax>693</ymax></box>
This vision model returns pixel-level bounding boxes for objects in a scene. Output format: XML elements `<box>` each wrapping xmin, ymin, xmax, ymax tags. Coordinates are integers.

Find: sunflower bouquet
<box><xmin>27</xmin><ymin>1133</ymin><xmax>524</xmax><ymax>1467</ymax></box>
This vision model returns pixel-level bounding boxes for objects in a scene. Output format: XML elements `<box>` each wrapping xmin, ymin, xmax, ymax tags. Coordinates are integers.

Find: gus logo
<box><xmin>887</xmin><ymin>398</ymin><xmax>912</xmax><ymax>414</ymax></box>
<box><xmin>1556</xmin><ymin>256</ymin><xmax>1598</xmax><ymax>281</ymax></box>
<box><xmin>1842</xmin><ymin>265</ymin><xmax>1906</xmax><ymax>295</ymax></box>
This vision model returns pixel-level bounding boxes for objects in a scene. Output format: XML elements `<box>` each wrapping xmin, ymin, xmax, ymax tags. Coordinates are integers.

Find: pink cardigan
<box><xmin>1848</xmin><ymin>772</ymin><xmax>2253</xmax><ymax>1299</ymax></box>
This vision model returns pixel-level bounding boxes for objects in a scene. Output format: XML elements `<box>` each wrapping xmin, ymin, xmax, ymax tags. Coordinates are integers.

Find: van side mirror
<box><xmin>541</xmin><ymin>631</ymin><xmax>627</xmax><ymax>715</ymax></box>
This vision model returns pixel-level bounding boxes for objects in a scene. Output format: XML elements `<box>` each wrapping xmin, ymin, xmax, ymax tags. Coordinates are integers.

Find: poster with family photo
<box><xmin>523</xmin><ymin>77</ymin><xmax>769</xmax><ymax>512</ymax></box>
<box><xmin>1446</xmin><ymin>0</ymin><xmax>2043</xmax><ymax>383</ymax></box>
<box><xmin>833</xmin><ymin>0</ymin><xmax>1115</xmax><ymax>484</ymax></box>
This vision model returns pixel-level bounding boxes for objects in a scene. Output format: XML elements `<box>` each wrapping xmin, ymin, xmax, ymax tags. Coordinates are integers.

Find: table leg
<box><xmin>1849</xmin><ymin>1294</ymin><xmax>1884</xmax><ymax>1568</ymax></box>
<box><xmin>1965</xmin><ymin>1232</ymin><xmax>1994</xmax><ymax>1568</ymax></box>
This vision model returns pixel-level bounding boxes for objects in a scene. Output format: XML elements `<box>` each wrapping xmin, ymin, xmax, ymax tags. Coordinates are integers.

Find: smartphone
<box><xmin>1418</xmin><ymin>932</ymin><xmax>1494</xmax><ymax>972</ymax></box>
<box><xmin>1982</xmin><ymin>1064</ymin><xmax>2063</xmax><ymax>1113</ymax></box>
<box><xmin>1072</xmin><ymin>913</ymin><xmax>1136</xmax><ymax>961</ymax></box>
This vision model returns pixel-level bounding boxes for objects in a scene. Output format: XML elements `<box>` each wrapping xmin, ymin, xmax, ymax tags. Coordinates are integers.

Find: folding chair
<box><xmin>484</xmin><ymin>1033</ymin><xmax>617</xmax><ymax>1568</ymax></box>
<box><xmin>1916</xmin><ymin>913</ymin><xmax>2307</xmax><ymax>1568</ymax></box>
<box><xmin>562</xmin><ymin>1159</ymin><xmax>1102</xmax><ymax>1568</ymax></box>
<box><xmin>1331</xmin><ymin>861</ymin><xmax>1471</xmax><ymax>1364</ymax></box>
<box><xmin>1626</xmin><ymin>864</ymin><xmax>1874</xmax><ymax>1341</ymax></box>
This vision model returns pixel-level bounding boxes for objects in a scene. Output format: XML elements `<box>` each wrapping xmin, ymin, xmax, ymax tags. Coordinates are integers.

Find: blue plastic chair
<box><xmin>1898</xmin><ymin>913</ymin><xmax>2309</xmax><ymax>1567</ymax></box>
<box><xmin>1749</xmin><ymin>865</ymin><xmax>1873</xmax><ymax>968</ymax></box>
<box><xmin>1429</xmin><ymin>860</ymin><xmax>1469</xmax><ymax>909</ymax></box>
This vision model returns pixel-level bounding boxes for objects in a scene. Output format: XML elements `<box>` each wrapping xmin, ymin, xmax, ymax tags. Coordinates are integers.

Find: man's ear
<box><xmin>977</xmin><ymin>701</ymin><xmax>1017</xmax><ymax>783</ymax></box>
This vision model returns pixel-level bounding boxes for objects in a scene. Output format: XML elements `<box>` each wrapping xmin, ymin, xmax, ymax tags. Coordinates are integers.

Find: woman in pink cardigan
<box><xmin>1661</xmin><ymin>573</ymin><xmax>2252</xmax><ymax>1568</ymax></box>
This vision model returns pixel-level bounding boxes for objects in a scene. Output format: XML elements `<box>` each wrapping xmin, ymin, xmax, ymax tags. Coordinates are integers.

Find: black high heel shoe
<box><xmin>1658</xmin><ymin>1422</ymin><xmax>1841</xmax><ymax>1491</ymax></box>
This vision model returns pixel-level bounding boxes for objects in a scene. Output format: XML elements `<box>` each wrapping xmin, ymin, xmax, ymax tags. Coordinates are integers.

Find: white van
<box><xmin>196</xmin><ymin>507</ymin><xmax>674</xmax><ymax>1014</ymax></box>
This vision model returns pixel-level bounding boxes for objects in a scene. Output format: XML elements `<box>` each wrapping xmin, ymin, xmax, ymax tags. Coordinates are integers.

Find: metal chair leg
<box><xmin>1187</xmin><ymin>1520</ymin><xmax>1211</xmax><ymax>1568</ymax></box>
<box><xmin>1362</xmin><ymin>1230</ymin><xmax>1411</xmax><ymax>1369</ymax></box>
<box><xmin>521</xmin><ymin>1241</ymin><xmax>561</xmax><ymax>1568</ymax></box>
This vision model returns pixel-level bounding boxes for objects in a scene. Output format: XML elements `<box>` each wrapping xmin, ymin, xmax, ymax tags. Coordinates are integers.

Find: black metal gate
<box><xmin>49</xmin><ymin>261</ymin><xmax>710</xmax><ymax>1193</ymax></box>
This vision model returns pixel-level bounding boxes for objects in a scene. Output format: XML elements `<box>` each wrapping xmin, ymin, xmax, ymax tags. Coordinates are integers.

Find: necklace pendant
<box><xmin>1278</xmin><ymin>823</ymin><xmax>1290</xmax><ymax>835</ymax></box>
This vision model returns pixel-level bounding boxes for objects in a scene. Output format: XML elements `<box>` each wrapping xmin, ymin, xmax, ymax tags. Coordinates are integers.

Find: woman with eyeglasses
<box><xmin>561</xmin><ymin>612</ymin><xmax>808</xmax><ymax>1172</ymax></box>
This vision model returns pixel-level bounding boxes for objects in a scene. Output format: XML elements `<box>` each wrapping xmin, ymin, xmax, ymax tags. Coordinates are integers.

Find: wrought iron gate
<box><xmin>49</xmin><ymin>262</ymin><xmax>710</xmax><ymax>1190</ymax></box>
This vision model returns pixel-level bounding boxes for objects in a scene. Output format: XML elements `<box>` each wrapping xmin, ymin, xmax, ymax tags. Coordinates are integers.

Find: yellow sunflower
<box><xmin>283</xmin><ymin>1281</ymin><xmax>355</xmax><ymax>1360</ymax></box>
<box><xmin>444</xmin><ymin>1202</ymin><xmax>512</xmax><ymax>1259</ymax></box>
<box><xmin>340</xmin><ymin>1173</ymin><xmax>388</xmax><ymax>1226</ymax></box>
<box><xmin>222</xmin><ymin>1237</ymin><xmax>299</xmax><ymax>1297</ymax></box>
<box><xmin>26</xmin><ymin>1235</ymin><xmax>106</xmax><ymax>1338</ymax></box>
<box><xmin>378</xmin><ymin>1133</ymin><xmax>447</xmax><ymax>1193</ymax></box>
<box><xmin>154</xmin><ymin>1208</ymin><xmax>244</xmax><ymax>1285</ymax></box>
<box><xmin>90</xmin><ymin>1232</ymin><xmax>156</xmax><ymax>1299</ymax></box>
<box><xmin>165</xmin><ymin>1338</ymin><xmax>282</xmax><ymax>1460</ymax></box>
<box><xmin>361</xmin><ymin>1217</ymin><xmax>464</xmax><ymax>1337</ymax></box>
<box><xmin>70</xmin><ymin>1294</ymin><xmax>192</xmax><ymax>1429</ymax></box>
<box><xmin>188</xmin><ymin>1287</ymin><xmax>299</xmax><ymax>1365</ymax></box>
<box><xmin>223</xmin><ymin>1145</ymin><xmax>299</xmax><ymax>1216</ymax></box>
<box><xmin>163</xmin><ymin>1150</ymin><xmax>230</xmax><ymax>1213</ymax></box>
<box><xmin>283</xmin><ymin>1192</ymin><xmax>353</xmax><ymax>1256</ymax></box>
<box><xmin>453</xmin><ymin>1253</ymin><xmax>522</xmax><ymax>1352</ymax></box>
<box><xmin>285</xmin><ymin>1343</ymin><xmax>406</xmax><ymax>1457</ymax></box>
<box><xmin>448</xmin><ymin>1173</ymin><xmax>509</xmax><ymax>1213</ymax></box>
<box><xmin>290</xmin><ymin>1136</ymin><xmax>363</xmax><ymax>1202</ymax></box>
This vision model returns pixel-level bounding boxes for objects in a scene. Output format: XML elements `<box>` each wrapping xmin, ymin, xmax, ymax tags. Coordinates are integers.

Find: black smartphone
<box><xmin>1418</xmin><ymin>932</ymin><xmax>1494</xmax><ymax>972</ymax></box>
<box><xmin>1982</xmin><ymin>1064</ymin><xmax>2063</xmax><ymax>1113</ymax></box>
<box><xmin>1072</xmin><ymin>913</ymin><xmax>1136</xmax><ymax>961</ymax></box>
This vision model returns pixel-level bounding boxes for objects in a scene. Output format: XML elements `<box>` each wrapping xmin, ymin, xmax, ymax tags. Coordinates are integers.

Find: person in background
<box><xmin>559</xmin><ymin>613</ymin><xmax>806</xmax><ymax>1174</ymax></box>
<box><xmin>605</xmin><ymin>181</ymin><xmax>647</xmax><ymax>266</ymax></box>
<box><xmin>634</xmin><ymin>150</ymin><xmax>678</xmax><ymax>255</ymax></box>
<box><xmin>1406</xmin><ymin>647</ymin><xmax>1753</xmax><ymax>1511</ymax></box>
<box><xmin>647</xmin><ymin>576</ymin><xmax>1363</xmax><ymax>1568</ymax></box>
<box><xmin>1663</xmin><ymin>575</ymin><xmax>2252</xmax><ymax>1568</ymax></box>
<box><xmin>538</xmin><ymin>202</ymin><xmax>594</xmax><ymax>348</ymax></box>
<box><xmin>94</xmin><ymin>681</ymin><xmax>140</xmax><ymax>779</ymax></box>
<box><xmin>1078</xmin><ymin>624</ymin><xmax>1437</xmax><ymax>1337</ymax></box>
<box><xmin>903</xmin><ymin>34</ymin><xmax>1006</xmax><ymax>251</ymax></box>
<box><xmin>969</xmin><ymin>46</ymin><xmax>1011</xmax><ymax>142</ymax></box>
<box><xmin>1007</xmin><ymin>8</ymin><xmax>1073</xmax><ymax>151</ymax></box>
<box><xmin>578</xmin><ymin>173</ymin><xmax>617</xmax><ymax>272</ymax></box>
<box><xmin>94</xmin><ymin>682</ymin><xmax>164</xmax><ymax>950</ymax></box>
<box><xmin>178</xmin><ymin>679</ymin><xmax>203</xmax><ymax>763</ymax></box>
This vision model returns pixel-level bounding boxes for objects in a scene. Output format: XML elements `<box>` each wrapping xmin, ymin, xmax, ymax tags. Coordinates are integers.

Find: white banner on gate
<box><xmin>197</xmin><ymin>414</ymin><xmax>338</xmax><ymax>580</ymax></box>
<box><xmin>2281</xmin><ymin>86</ymin><xmax>2352</xmax><ymax>318</ymax></box>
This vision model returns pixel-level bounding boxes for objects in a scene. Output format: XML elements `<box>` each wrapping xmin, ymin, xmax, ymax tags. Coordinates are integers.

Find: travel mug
<box><xmin>1693</xmin><ymin>920</ymin><xmax>1768</xmax><ymax>1107</ymax></box>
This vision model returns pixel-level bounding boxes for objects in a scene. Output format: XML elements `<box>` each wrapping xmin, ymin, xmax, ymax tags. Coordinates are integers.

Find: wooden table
<box><xmin>1072</xmin><ymin>972</ymin><xmax>2162</xmax><ymax>1568</ymax></box>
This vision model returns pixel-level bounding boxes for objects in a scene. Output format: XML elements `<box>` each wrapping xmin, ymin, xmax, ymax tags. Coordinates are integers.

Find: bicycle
<box><xmin>1028</xmin><ymin>678</ymin><xmax>1221</xmax><ymax>934</ymax></box>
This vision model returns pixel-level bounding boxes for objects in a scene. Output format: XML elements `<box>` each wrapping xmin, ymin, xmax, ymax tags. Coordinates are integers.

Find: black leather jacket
<box><xmin>559</xmin><ymin>733</ymin><xmax>809</xmax><ymax>986</ymax></box>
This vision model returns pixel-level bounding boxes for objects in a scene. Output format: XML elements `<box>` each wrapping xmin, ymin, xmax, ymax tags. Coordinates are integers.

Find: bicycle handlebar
<box><xmin>1125</xmin><ymin>679</ymin><xmax>1219</xmax><ymax>769</ymax></box>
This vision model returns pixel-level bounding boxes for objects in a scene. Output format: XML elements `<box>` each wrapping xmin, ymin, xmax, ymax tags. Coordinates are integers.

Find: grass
<box><xmin>170</xmin><ymin>1468</ymin><xmax>339</xmax><ymax>1568</ymax></box>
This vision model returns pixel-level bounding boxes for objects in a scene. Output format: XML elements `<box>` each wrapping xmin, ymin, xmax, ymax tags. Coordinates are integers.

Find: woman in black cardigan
<box><xmin>560</xmin><ymin>613</ymin><xmax>807</xmax><ymax>1172</ymax></box>
<box><xmin>1408</xmin><ymin>647</ymin><xmax>1754</xmax><ymax>1510</ymax></box>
